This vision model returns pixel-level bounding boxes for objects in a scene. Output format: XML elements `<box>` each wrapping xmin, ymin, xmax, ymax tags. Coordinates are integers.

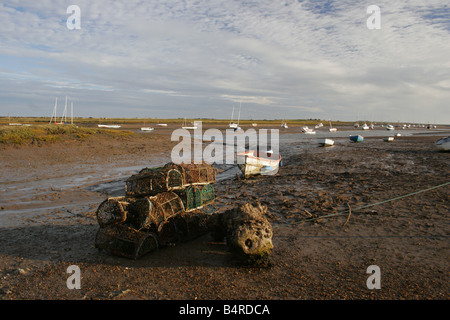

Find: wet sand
<box><xmin>0</xmin><ymin>124</ymin><xmax>449</xmax><ymax>300</ymax></box>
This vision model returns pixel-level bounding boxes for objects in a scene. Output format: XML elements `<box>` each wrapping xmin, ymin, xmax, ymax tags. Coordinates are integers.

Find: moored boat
<box><xmin>349</xmin><ymin>135</ymin><xmax>363</xmax><ymax>142</ymax></box>
<box><xmin>435</xmin><ymin>136</ymin><xmax>450</xmax><ymax>151</ymax></box>
<box><xmin>237</xmin><ymin>150</ymin><xmax>282</xmax><ymax>178</ymax></box>
<box><xmin>318</xmin><ymin>138</ymin><xmax>334</xmax><ymax>147</ymax></box>
<box><xmin>98</xmin><ymin>124</ymin><xmax>121</xmax><ymax>128</ymax></box>
<box><xmin>383</xmin><ymin>137</ymin><xmax>394</xmax><ymax>142</ymax></box>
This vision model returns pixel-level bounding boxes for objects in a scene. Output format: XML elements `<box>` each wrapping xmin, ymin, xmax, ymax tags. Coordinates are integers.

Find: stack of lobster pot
<box><xmin>94</xmin><ymin>162</ymin><xmax>217</xmax><ymax>259</ymax></box>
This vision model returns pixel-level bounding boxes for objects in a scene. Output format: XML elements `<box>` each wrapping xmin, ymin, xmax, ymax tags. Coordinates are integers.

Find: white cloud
<box><xmin>0</xmin><ymin>0</ymin><xmax>449</xmax><ymax>123</ymax></box>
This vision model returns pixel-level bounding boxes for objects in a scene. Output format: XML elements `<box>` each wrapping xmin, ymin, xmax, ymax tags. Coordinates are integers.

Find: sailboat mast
<box><xmin>230</xmin><ymin>106</ymin><xmax>234</xmax><ymax>124</ymax></box>
<box><xmin>237</xmin><ymin>101</ymin><xmax>241</xmax><ymax>125</ymax></box>
<box><xmin>60</xmin><ymin>96</ymin><xmax>68</xmax><ymax>124</ymax></box>
<box><xmin>50</xmin><ymin>97</ymin><xmax>58</xmax><ymax>124</ymax></box>
<box><xmin>71</xmin><ymin>101</ymin><xmax>73</xmax><ymax>125</ymax></box>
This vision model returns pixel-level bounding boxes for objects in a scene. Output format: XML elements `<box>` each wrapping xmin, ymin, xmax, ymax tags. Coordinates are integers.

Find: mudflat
<box><xmin>0</xmin><ymin>125</ymin><xmax>449</xmax><ymax>300</ymax></box>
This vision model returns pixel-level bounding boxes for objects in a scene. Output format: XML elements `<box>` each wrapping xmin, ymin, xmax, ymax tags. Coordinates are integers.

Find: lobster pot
<box><xmin>96</xmin><ymin>197</ymin><xmax>130</xmax><ymax>227</ymax></box>
<box><xmin>125</xmin><ymin>167</ymin><xmax>185</xmax><ymax>197</ymax></box>
<box><xmin>176</xmin><ymin>184</ymin><xmax>216</xmax><ymax>211</ymax></box>
<box><xmin>164</xmin><ymin>162</ymin><xmax>216</xmax><ymax>186</ymax></box>
<box><xmin>127</xmin><ymin>192</ymin><xmax>185</xmax><ymax>229</ymax></box>
<box><xmin>95</xmin><ymin>225</ymin><xmax>158</xmax><ymax>259</ymax></box>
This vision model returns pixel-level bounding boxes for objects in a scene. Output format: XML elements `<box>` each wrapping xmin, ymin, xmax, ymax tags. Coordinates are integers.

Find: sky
<box><xmin>0</xmin><ymin>0</ymin><xmax>449</xmax><ymax>123</ymax></box>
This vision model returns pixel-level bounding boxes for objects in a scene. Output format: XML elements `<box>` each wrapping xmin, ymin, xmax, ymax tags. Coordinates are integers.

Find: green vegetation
<box><xmin>0</xmin><ymin>124</ymin><xmax>135</xmax><ymax>145</ymax></box>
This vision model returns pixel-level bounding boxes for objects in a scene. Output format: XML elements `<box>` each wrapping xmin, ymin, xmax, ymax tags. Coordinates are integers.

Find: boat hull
<box><xmin>318</xmin><ymin>138</ymin><xmax>334</xmax><ymax>147</ymax></box>
<box><xmin>349</xmin><ymin>135</ymin><xmax>363</xmax><ymax>142</ymax></box>
<box><xmin>237</xmin><ymin>151</ymin><xmax>282</xmax><ymax>177</ymax></box>
<box><xmin>436</xmin><ymin>137</ymin><xmax>450</xmax><ymax>151</ymax></box>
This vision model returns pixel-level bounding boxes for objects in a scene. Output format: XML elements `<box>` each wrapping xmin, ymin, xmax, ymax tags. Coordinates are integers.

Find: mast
<box><xmin>60</xmin><ymin>96</ymin><xmax>68</xmax><ymax>124</ymax></box>
<box><xmin>50</xmin><ymin>97</ymin><xmax>58</xmax><ymax>124</ymax></box>
<box><xmin>237</xmin><ymin>101</ymin><xmax>241</xmax><ymax>125</ymax></box>
<box><xmin>71</xmin><ymin>101</ymin><xmax>73</xmax><ymax>125</ymax></box>
<box><xmin>230</xmin><ymin>105</ymin><xmax>235</xmax><ymax>125</ymax></box>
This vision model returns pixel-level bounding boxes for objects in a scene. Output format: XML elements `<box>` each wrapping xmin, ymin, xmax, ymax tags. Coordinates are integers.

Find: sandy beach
<box><xmin>0</xmin><ymin>124</ymin><xmax>449</xmax><ymax>300</ymax></box>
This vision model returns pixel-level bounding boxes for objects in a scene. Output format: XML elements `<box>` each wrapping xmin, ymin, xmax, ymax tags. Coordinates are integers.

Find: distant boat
<box><xmin>156</xmin><ymin>123</ymin><xmax>168</xmax><ymax>127</ymax></box>
<box><xmin>386</xmin><ymin>124</ymin><xmax>395</xmax><ymax>131</ymax></box>
<box><xmin>229</xmin><ymin>103</ymin><xmax>242</xmax><ymax>129</ymax></box>
<box><xmin>361</xmin><ymin>123</ymin><xmax>370</xmax><ymax>130</ymax></box>
<box><xmin>328</xmin><ymin>120</ymin><xmax>337</xmax><ymax>132</ymax></box>
<box><xmin>435</xmin><ymin>136</ymin><xmax>450</xmax><ymax>151</ymax></box>
<box><xmin>318</xmin><ymin>138</ymin><xmax>334</xmax><ymax>147</ymax></box>
<box><xmin>182</xmin><ymin>118</ymin><xmax>197</xmax><ymax>130</ymax></box>
<box><xmin>98</xmin><ymin>124</ymin><xmax>121</xmax><ymax>128</ymax></box>
<box><xmin>383</xmin><ymin>137</ymin><xmax>394</xmax><ymax>142</ymax></box>
<box><xmin>301</xmin><ymin>126</ymin><xmax>314</xmax><ymax>133</ymax></box>
<box><xmin>315</xmin><ymin>122</ymin><xmax>323</xmax><ymax>129</ymax></box>
<box><xmin>349</xmin><ymin>135</ymin><xmax>364</xmax><ymax>142</ymax></box>
<box><xmin>281</xmin><ymin>122</ymin><xmax>288</xmax><ymax>129</ymax></box>
<box><xmin>237</xmin><ymin>150</ymin><xmax>282</xmax><ymax>178</ymax></box>
<box><xmin>140</xmin><ymin>127</ymin><xmax>154</xmax><ymax>132</ymax></box>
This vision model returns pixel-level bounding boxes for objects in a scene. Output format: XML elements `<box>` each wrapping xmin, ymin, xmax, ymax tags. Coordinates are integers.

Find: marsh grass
<box><xmin>0</xmin><ymin>125</ymin><xmax>135</xmax><ymax>145</ymax></box>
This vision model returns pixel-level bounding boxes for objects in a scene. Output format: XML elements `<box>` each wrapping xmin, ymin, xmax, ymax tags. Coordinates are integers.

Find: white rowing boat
<box><xmin>237</xmin><ymin>150</ymin><xmax>282</xmax><ymax>178</ymax></box>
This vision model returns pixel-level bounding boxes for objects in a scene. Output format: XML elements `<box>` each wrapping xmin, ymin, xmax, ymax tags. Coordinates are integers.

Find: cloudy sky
<box><xmin>1</xmin><ymin>0</ymin><xmax>449</xmax><ymax>123</ymax></box>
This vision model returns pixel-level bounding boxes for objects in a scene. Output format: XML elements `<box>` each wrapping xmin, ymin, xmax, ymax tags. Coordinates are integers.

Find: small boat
<box><xmin>156</xmin><ymin>123</ymin><xmax>168</xmax><ymax>127</ymax></box>
<box><xmin>318</xmin><ymin>138</ymin><xmax>334</xmax><ymax>147</ymax></box>
<box><xmin>328</xmin><ymin>120</ymin><xmax>337</xmax><ymax>132</ymax></box>
<box><xmin>237</xmin><ymin>150</ymin><xmax>282</xmax><ymax>178</ymax></box>
<box><xmin>98</xmin><ymin>124</ymin><xmax>121</xmax><ymax>128</ymax></box>
<box><xmin>395</xmin><ymin>133</ymin><xmax>402</xmax><ymax>137</ymax></box>
<box><xmin>182</xmin><ymin>118</ymin><xmax>197</xmax><ymax>130</ymax></box>
<box><xmin>386</xmin><ymin>124</ymin><xmax>394</xmax><ymax>131</ymax></box>
<box><xmin>281</xmin><ymin>122</ymin><xmax>288</xmax><ymax>129</ymax></box>
<box><xmin>349</xmin><ymin>135</ymin><xmax>364</xmax><ymax>142</ymax></box>
<box><xmin>435</xmin><ymin>136</ymin><xmax>450</xmax><ymax>151</ymax></box>
<box><xmin>140</xmin><ymin>127</ymin><xmax>154</xmax><ymax>132</ymax></box>
<box><xmin>315</xmin><ymin>122</ymin><xmax>323</xmax><ymax>129</ymax></box>
<box><xmin>301</xmin><ymin>126</ymin><xmax>314</xmax><ymax>133</ymax></box>
<box><xmin>383</xmin><ymin>137</ymin><xmax>394</xmax><ymax>142</ymax></box>
<box><xmin>361</xmin><ymin>123</ymin><xmax>370</xmax><ymax>130</ymax></box>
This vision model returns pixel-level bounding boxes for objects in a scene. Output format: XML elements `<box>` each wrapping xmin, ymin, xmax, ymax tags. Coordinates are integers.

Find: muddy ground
<box><xmin>0</xmin><ymin>124</ymin><xmax>449</xmax><ymax>301</ymax></box>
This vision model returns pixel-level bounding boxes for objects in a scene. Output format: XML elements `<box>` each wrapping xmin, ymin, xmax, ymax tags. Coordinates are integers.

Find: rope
<box><xmin>275</xmin><ymin>181</ymin><xmax>450</xmax><ymax>227</ymax></box>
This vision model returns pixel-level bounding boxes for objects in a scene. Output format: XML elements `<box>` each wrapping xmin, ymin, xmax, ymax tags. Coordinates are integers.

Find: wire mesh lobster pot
<box><xmin>95</xmin><ymin>224</ymin><xmax>158</xmax><ymax>259</ymax></box>
<box><xmin>175</xmin><ymin>184</ymin><xmax>216</xmax><ymax>211</ymax></box>
<box><xmin>125</xmin><ymin>162</ymin><xmax>216</xmax><ymax>197</ymax></box>
<box><xmin>126</xmin><ymin>192</ymin><xmax>185</xmax><ymax>230</ymax></box>
<box><xmin>96</xmin><ymin>197</ymin><xmax>130</xmax><ymax>227</ymax></box>
<box><xmin>125</xmin><ymin>167</ymin><xmax>184</xmax><ymax>197</ymax></box>
<box><xmin>164</xmin><ymin>162</ymin><xmax>216</xmax><ymax>186</ymax></box>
